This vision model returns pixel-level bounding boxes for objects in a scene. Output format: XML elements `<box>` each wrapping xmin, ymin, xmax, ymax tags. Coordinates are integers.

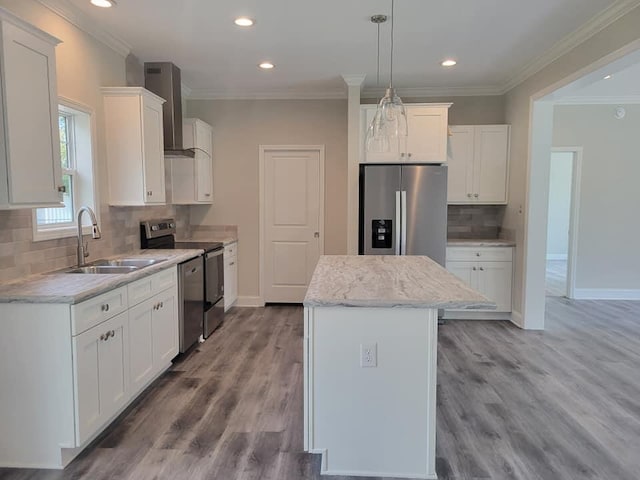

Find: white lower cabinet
<box><xmin>224</xmin><ymin>242</ymin><xmax>238</xmax><ymax>311</ymax></box>
<box><xmin>73</xmin><ymin>311</ymin><xmax>129</xmax><ymax>446</ymax></box>
<box><xmin>445</xmin><ymin>246</ymin><xmax>513</xmax><ymax>317</ymax></box>
<box><xmin>0</xmin><ymin>265</ymin><xmax>180</xmax><ymax>468</ymax></box>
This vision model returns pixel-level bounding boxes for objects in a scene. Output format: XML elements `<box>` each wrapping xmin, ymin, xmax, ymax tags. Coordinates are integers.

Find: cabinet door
<box><xmin>2</xmin><ymin>21</ymin><xmax>61</xmax><ymax>206</ymax></box>
<box><xmin>473</xmin><ymin>125</ymin><xmax>509</xmax><ymax>204</ymax></box>
<box><xmin>195</xmin><ymin>153</ymin><xmax>213</xmax><ymax>203</ymax></box>
<box><xmin>152</xmin><ymin>288</ymin><xmax>178</xmax><ymax>369</ymax></box>
<box><xmin>73</xmin><ymin>312</ymin><xmax>129</xmax><ymax>445</ymax></box>
<box><xmin>194</xmin><ymin>120</ymin><xmax>213</xmax><ymax>156</ymax></box>
<box><xmin>447</xmin><ymin>126</ymin><xmax>475</xmax><ymax>203</ymax></box>
<box><xmin>405</xmin><ymin>106</ymin><xmax>449</xmax><ymax>163</ymax></box>
<box><xmin>361</xmin><ymin>105</ymin><xmax>400</xmax><ymax>163</ymax></box>
<box><xmin>476</xmin><ymin>262</ymin><xmax>512</xmax><ymax>312</ymax></box>
<box><xmin>445</xmin><ymin>261</ymin><xmax>477</xmax><ymax>289</ymax></box>
<box><xmin>128</xmin><ymin>299</ymin><xmax>154</xmax><ymax>394</ymax></box>
<box><xmin>142</xmin><ymin>98</ymin><xmax>166</xmax><ymax>204</ymax></box>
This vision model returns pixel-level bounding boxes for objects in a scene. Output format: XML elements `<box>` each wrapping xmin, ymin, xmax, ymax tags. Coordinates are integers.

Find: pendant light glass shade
<box><xmin>365</xmin><ymin>0</ymin><xmax>407</xmax><ymax>154</ymax></box>
<box><xmin>365</xmin><ymin>87</ymin><xmax>408</xmax><ymax>153</ymax></box>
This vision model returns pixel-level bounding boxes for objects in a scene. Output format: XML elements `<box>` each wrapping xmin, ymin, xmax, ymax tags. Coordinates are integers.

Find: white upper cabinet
<box><xmin>447</xmin><ymin>125</ymin><xmax>510</xmax><ymax>204</ymax></box>
<box><xmin>169</xmin><ymin>118</ymin><xmax>214</xmax><ymax>205</ymax></box>
<box><xmin>102</xmin><ymin>87</ymin><xmax>166</xmax><ymax>206</ymax></box>
<box><xmin>0</xmin><ymin>9</ymin><xmax>63</xmax><ymax>209</ymax></box>
<box><xmin>360</xmin><ymin>103</ymin><xmax>451</xmax><ymax>164</ymax></box>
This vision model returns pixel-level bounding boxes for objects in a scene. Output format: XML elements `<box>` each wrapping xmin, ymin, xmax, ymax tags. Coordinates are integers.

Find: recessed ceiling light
<box><xmin>441</xmin><ymin>59</ymin><xmax>457</xmax><ymax>67</ymax></box>
<box><xmin>90</xmin><ymin>0</ymin><xmax>116</xmax><ymax>7</ymax></box>
<box><xmin>234</xmin><ymin>17</ymin><xmax>255</xmax><ymax>27</ymax></box>
<box><xmin>259</xmin><ymin>62</ymin><xmax>275</xmax><ymax>70</ymax></box>
<box><xmin>604</xmin><ymin>74</ymin><xmax>612</xmax><ymax>80</ymax></box>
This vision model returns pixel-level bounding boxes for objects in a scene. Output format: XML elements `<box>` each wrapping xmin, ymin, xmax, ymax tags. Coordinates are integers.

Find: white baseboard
<box><xmin>546</xmin><ymin>254</ymin><xmax>568</xmax><ymax>261</ymax></box>
<box><xmin>443</xmin><ymin>311</ymin><xmax>511</xmax><ymax>321</ymax></box>
<box><xmin>236</xmin><ymin>296</ymin><xmax>265</xmax><ymax>307</ymax></box>
<box><xmin>572</xmin><ymin>289</ymin><xmax>640</xmax><ymax>300</ymax></box>
<box><xmin>510</xmin><ymin>310</ymin><xmax>524</xmax><ymax>329</ymax></box>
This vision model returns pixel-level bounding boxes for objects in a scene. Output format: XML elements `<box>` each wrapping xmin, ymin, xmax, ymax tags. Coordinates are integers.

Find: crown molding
<box><xmin>500</xmin><ymin>0</ymin><xmax>640</xmax><ymax>94</ymax></box>
<box><xmin>36</xmin><ymin>0</ymin><xmax>131</xmax><ymax>57</ymax></box>
<box><xmin>186</xmin><ymin>87</ymin><xmax>348</xmax><ymax>100</ymax></box>
<box><xmin>361</xmin><ymin>85</ymin><xmax>504</xmax><ymax>98</ymax></box>
<box><xmin>555</xmin><ymin>95</ymin><xmax>640</xmax><ymax>105</ymax></box>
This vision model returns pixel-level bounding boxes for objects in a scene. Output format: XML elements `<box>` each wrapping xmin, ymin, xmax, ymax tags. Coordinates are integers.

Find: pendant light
<box><xmin>365</xmin><ymin>0</ymin><xmax>408</xmax><ymax>155</ymax></box>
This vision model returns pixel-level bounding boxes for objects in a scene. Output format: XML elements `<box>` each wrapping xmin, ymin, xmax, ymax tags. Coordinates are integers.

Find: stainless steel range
<box><xmin>141</xmin><ymin>219</ymin><xmax>225</xmax><ymax>352</ymax></box>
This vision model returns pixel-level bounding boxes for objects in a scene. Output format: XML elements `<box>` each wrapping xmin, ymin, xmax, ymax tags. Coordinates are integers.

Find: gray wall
<box><xmin>553</xmin><ymin>104</ymin><xmax>640</xmax><ymax>291</ymax></box>
<box><xmin>546</xmin><ymin>151</ymin><xmax>573</xmax><ymax>258</ymax></box>
<box><xmin>186</xmin><ymin>99</ymin><xmax>348</xmax><ymax>299</ymax></box>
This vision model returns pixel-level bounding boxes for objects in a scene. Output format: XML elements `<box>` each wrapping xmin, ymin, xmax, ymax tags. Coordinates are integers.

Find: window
<box><xmin>33</xmin><ymin>99</ymin><xmax>97</xmax><ymax>241</ymax></box>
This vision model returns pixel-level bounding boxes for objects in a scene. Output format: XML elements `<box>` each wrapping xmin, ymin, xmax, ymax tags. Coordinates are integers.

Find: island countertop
<box><xmin>303</xmin><ymin>255</ymin><xmax>495</xmax><ymax>309</ymax></box>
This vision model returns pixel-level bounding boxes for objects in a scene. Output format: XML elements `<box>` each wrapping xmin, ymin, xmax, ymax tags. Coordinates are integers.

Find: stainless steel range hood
<box><xmin>144</xmin><ymin>62</ymin><xmax>194</xmax><ymax>158</ymax></box>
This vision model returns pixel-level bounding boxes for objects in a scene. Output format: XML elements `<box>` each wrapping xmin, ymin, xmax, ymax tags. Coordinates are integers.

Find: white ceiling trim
<box><xmin>186</xmin><ymin>88</ymin><xmax>348</xmax><ymax>101</ymax></box>
<box><xmin>36</xmin><ymin>0</ymin><xmax>131</xmax><ymax>57</ymax></box>
<box><xmin>361</xmin><ymin>85</ymin><xmax>504</xmax><ymax>99</ymax></box>
<box><xmin>555</xmin><ymin>95</ymin><xmax>640</xmax><ymax>104</ymax></box>
<box><xmin>500</xmin><ymin>0</ymin><xmax>640</xmax><ymax>94</ymax></box>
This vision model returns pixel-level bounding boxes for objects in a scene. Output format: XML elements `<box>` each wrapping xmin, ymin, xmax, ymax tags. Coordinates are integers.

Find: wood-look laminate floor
<box><xmin>2</xmin><ymin>299</ymin><xmax>640</xmax><ymax>480</ymax></box>
<box><xmin>546</xmin><ymin>260</ymin><xmax>568</xmax><ymax>297</ymax></box>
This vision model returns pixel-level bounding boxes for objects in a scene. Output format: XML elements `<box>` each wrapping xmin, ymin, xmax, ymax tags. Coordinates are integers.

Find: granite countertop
<box><xmin>447</xmin><ymin>239</ymin><xmax>516</xmax><ymax>247</ymax></box>
<box><xmin>178</xmin><ymin>233</ymin><xmax>238</xmax><ymax>246</ymax></box>
<box><xmin>304</xmin><ymin>255</ymin><xmax>494</xmax><ymax>309</ymax></box>
<box><xmin>0</xmin><ymin>249</ymin><xmax>203</xmax><ymax>305</ymax></box>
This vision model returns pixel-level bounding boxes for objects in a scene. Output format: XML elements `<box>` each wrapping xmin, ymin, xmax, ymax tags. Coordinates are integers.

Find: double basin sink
<box><xmin>59</xmin><ymin>258</ymin><xmax>166</xmax><ymax>275</ymax></box>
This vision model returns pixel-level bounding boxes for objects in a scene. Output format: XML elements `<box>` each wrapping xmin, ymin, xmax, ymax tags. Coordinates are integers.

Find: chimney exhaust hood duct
<box><xmin>144</xmin><ymin>62</ymin><xmax>194</xmax><ymax>158</ymax></box>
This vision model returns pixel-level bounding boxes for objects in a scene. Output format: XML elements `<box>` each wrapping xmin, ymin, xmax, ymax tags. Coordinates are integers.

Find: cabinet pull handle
<box><xmin>160</xmin><ymin>302</ymin><xmax>164</xmax><ymax>308</ymax></box>
<box><xmin>102</xmin><ymin>304</ymin><xmax>110</xmax><ymax>312</ymax></box>
<box><xmin>476</xmin><ymin>252</ymin><xmax>481</xmax><ymax>257</ymax></box>
<box><xmin>147</xmin><ymin>191</ymin><xmax>153</xmax><ymax>196</ymax></box>
<box><xmin>57</xmin><ymin>185</ymin><xmax>67</xmax><ymax>193</ymax></box>
<box><xmin>100</xmin><ymin>333</ymin><xmax>106</xmax><ymax>341</ymax></box>
<box><xmin>204</xmin><ymin>193</ymin><xmax>211</xmax><ymax>197</ymax></box>
<box><xmin>479</xmin><ymin>267</ymin><xmax>485</xmax><ymax>271</ymax></box>
<box><xmin>229</xmin><ymin>262</ymin><xmax>235</xmax><ymax>266</ymax></box>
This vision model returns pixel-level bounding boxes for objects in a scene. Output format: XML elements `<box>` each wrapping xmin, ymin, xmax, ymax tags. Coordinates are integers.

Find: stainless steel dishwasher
<box><xmin>178</xmin><ymin>255</ymin><xmax>205</xmax><ymax>352</ymax></box>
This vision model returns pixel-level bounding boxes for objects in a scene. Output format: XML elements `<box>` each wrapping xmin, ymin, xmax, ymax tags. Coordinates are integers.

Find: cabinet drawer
<box><xmin>71</xmin><ymin>287</ymin><xmax>128</xmax><ymax>336</ymax></box>
<box><xmin>446</xmin><ymin>247</ymin><xmax>512</xmax><ymax>262</ymax></box>
<box><xmin>224</xmin><ymin>242</ymin><xmax>237</xmax><ymax>259</ymax></box>
<box><xmin>127</xmin><ymin>267</ymin><xmax>177</xmax><ymax>307</ymax></box>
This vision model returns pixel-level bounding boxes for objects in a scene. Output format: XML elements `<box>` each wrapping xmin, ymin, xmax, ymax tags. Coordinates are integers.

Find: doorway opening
<box><xmin>545</xmin><ymin>148</ymin><xmax>581</xmax><ymax>298</ymax></box>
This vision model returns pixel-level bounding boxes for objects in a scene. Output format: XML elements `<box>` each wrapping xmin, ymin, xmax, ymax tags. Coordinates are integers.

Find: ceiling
<box><xmin>60</xmin><ymin>0</ymin><xmax>631</xmax><ymax>98</ymax></box>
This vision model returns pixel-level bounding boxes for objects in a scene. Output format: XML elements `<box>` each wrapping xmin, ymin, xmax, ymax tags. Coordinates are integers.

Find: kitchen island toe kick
<box><xmin>303</xmin><ymin>255</ymin><xmax>493</xmax><ymax>479</ymax></box>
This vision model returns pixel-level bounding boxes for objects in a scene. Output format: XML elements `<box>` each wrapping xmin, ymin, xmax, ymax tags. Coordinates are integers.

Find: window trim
<box><xmin>32</xmin><ymin>97</ymin><xmax>100</xmax><ymax>242</ymax></box>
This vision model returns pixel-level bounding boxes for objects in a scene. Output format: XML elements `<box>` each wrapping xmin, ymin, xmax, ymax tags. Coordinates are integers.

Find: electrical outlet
<box><xmin>360</xmin><ymin>343</ymin><xmax>377</xmax><ymax>368</ymax></box>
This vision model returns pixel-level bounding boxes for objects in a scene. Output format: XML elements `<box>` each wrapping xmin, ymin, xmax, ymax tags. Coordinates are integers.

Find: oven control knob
<box><xmin>169</xmin><ymin>223</ymin><xmax>176</xmax><ymax>228</ymax></box>
<box><xmin>151</xmin><ymin>225</ymin><xmax>159</xmax><ymax>231</ymax></box>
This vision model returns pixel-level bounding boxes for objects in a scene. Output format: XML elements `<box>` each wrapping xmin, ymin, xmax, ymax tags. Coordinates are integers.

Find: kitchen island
<box><xmin>303</xmin><ymin>255</ymin><xmax>493</xmax><ymax>479</ymax></box>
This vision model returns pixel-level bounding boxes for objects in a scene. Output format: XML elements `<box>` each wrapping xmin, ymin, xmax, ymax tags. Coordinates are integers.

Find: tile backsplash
<box><xmin>0</xmin><ymin>205</ymin><xmax>190</xmax><ymax>283</ymax></box>
<box><xmin>447</xmin><ymin>205</ymin><xmax>506</xmax><ymax>239</ymax></box>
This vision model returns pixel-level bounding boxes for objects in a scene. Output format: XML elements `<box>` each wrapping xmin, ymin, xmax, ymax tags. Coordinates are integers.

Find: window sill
<box><xmin>33</xmin><ymin>225</ymin><xmax>93</xmax><ymax>242</ymax></box>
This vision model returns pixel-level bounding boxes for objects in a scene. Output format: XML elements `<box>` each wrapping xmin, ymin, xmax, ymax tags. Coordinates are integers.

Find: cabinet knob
<box><xmin>408</xmin><ymin>153</ymin><xmax>412</xmax><ymax>158</ymax></box>
<box><xmin>204</xmin><ymin>193</ymin><xmax>211</xmax><ymax>197</ymax></box>
<box><xmin>160</xmin><ymin>302</ymin><xmax>164</xmax><ymax>308</ymax></box>
<box><xmin>472</xmin><ymin>267</ymin><xmax>477</xmax><ymax>271</ymax></box>
<box><xmin>479</xmin><ymin>267</ymin><xmax>485</xmax><ymax>271</ymax></box>
<box><xmin>476</xmin><ymin>252</ymin><xmax>481</xmax><ymax>257</ymax></box>
<box><xmin>474</xmin><ymin>193</ymin><xmax>479</xmax><ymax>198</ymax></box>
<box><xmin>57</xmin><ymin>185</ymin><xmax>67</xmax><ymax>193</ymax></box>
<box><xmin>147</xmin><ymin>191</ymin><xmax>153</xmax><ymax>196</ymax></box>
<box><xmin>467</xmin><ymin>193</ymin><xmax>473</xmax><ymax>198</ymax></box>
<box><xmin>101</xmin><ymin>304</ymin><xmax>110</xmax><ymax>312</ymax></box>
<box><xmin>400</xmin><ymin>153</ymin><xmax>405</xmax><ymax>158</ymax></box>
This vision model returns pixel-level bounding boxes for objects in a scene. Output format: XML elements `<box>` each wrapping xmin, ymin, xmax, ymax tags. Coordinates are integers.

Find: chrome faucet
<box><xmin>76</xmin><ymin>206</ymin><xmax>102</xmax><ymax>267</ymax></box>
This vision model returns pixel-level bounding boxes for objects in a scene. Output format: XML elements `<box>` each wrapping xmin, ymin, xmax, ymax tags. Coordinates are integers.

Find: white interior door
<box><xmin>264</xmin><ymin>148</ymin><xmax>323</xmax><ymax>303</ymax></box>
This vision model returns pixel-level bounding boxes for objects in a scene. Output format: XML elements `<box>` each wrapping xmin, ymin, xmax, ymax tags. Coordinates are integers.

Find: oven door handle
<box><xmin>206</xmin><ymin>249</ymin><xmax>224</xmax><ymax>260</ymax></box>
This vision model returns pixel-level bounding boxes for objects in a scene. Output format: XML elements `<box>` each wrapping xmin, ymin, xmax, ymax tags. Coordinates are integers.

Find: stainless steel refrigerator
<box><xmin>359</xmin><ymin>164</ymin><xmax>448</xmax><ymax>265</ymax></box>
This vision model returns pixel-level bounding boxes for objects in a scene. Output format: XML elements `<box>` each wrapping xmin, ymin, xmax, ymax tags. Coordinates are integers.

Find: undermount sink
<box><xmin>50</xmin><ymin>257</ymin><xmax>167</xmax><ymax>274</ymax></box>
<box><xmin>87</xmin><ymin>258</ymin><xmax>167</xmax><ymax>268</ymax></box>
<box><xmin>64</xmin><ymin>265</ymin><xmax>139</xmax><ymax>275</ymax></box>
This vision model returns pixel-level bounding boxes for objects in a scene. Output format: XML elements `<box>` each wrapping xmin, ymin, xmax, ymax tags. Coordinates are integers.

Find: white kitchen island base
<box><xmin>304</xmin><ymin>306</ymin><xmax>438</xmax><ymax>479</ymax></box>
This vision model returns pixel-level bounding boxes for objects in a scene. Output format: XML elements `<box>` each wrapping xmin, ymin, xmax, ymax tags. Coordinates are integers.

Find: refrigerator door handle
<box><xmin>401</xmin><ymin>191</ymin><xmax>407</xmax><ymax>255</ymax></box>
<box><xmin>395</xmin><ymin>191</ymin><xmax>401</xmax><ymax>255</ymax></box>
